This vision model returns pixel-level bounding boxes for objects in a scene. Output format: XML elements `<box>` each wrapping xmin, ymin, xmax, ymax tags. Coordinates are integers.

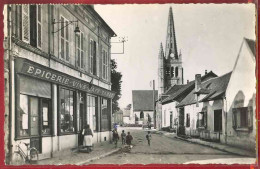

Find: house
<box><xmin>113</xmin><ymin>110</ymin><xmax>123</xmax><ymax>126</ymax></box>
<box><xmin>176</xmin><ymin>38</ymin><xmax>256</xmax><ymax>152</ymax></box>
<box><xmin>224</xmin><ymin>38</ymin><xmax>256</xmax><ymax>151</ymax></box>
<box><xmin>160</xmin><ymin>71</ymin><xmax>217</xmax><ymax>132</ymax></box>
<box><xmin>176</xmin><ymin>72</ymin><xmax>232</xmax><ymax>140</ymax></box>
<box><xmin>4</xmin><ymin>4</ymin><xmax>116</xmax><ymax>162</ymax></box>
<box><xmin>132</xmin><ymin>90</ymin><xmax>158</xmax><ymax>125</ymax></box>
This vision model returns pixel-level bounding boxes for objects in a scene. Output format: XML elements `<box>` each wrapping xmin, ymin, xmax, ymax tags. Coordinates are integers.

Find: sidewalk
<box><xmin>37</xmin><ymin>141</ymin><xmax>120</xmax><ymax>165</ymax></box>
<box><xmin>154</xmin><ymin>130</ymin><xmax>255</xmax><ymax>157</ymax></box>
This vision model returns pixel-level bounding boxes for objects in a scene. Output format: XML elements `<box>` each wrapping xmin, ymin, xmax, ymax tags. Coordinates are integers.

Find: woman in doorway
<box><xmin>83</xmin><ymin>124</ymin><xmax>93</xmax><ymax>153</ymax></box>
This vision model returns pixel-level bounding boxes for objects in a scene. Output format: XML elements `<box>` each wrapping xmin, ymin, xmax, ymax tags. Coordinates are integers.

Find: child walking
<box><xmin>146</xmin><ymin>131</ymin><xmax>152</xmax><ymax>146</ymax></box>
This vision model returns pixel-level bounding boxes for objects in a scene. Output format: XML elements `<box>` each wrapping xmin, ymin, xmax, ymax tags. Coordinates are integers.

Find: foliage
<box><xmin>111</xmin><ymin>59</ymin><xmax>122</xmax><ymax>114</ymax></box>
<box><xmin>126</xmin><ymin>104</ymin><xmax>132</xmax><ymax>110</ymax></box>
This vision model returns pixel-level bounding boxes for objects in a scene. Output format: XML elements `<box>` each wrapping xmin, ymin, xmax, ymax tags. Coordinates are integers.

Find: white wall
<box><xmin>224</xmin><ymin>39</ymin><xmax>256</xmax><ymax>151</ymax></box>
<box><xmin>161</xmin><ymin>102</ymin><xmax>178</xmax><ymax>128</ymax></box>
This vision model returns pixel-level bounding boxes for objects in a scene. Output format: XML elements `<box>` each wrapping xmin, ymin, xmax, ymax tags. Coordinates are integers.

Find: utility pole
<box><xmin>152</xmin><ymin>80</ymin><xmax>156</xmax><ymax>129</ymax></box>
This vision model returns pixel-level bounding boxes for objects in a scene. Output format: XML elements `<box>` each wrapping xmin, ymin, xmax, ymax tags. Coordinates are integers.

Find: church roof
<box><xmin>176</xmin><ymin>72</ymin><xmax>232</xmax><ymax>107</ymax></box>
<box><xmin>132</xmin><ymin>90</ymin><xmax>158</xmax><ymax>111</ymax></box>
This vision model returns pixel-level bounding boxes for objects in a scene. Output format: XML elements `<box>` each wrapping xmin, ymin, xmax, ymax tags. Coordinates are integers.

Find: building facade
<box><xmin>4</xmin><ymin>4</ymin><xmax>116</xmax><ymax>162</ymax></box>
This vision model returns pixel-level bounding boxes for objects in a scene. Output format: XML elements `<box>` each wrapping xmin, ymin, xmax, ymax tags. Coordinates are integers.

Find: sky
<box><xmin>95</xmin><ymin>4</ymin><xmax>256</xmax><ymax>109</ymax></box>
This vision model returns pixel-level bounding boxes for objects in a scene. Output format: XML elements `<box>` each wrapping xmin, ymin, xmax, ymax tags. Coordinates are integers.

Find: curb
<box><xmin>173</xmin><ymin>136</ymin><xmax>255</xmax><ymax>157</ymax></box>
<box><xmin>76</xmin><ymin>148</ymin><xmax>120</xmax><ymax>165</ymax></box>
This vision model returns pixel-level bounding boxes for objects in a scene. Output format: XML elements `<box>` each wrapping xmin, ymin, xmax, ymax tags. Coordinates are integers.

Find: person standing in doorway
<box><xmin>83</xmin><ymin>124</ymin><xmax>93</xmax><ymax>152</ymax></box>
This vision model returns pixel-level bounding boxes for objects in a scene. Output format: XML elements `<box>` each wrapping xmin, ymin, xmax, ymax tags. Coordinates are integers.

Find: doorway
<box><xmin>78</xmin><ymin>92</ymin><xmax>86</xmax><ymax>146</ymax></box>
<box><xmin>178</xmin><ymin>108</ymin><xmax>185</xmax><ymax>135</ymax></box>
<box><xmin>214</xmin><ymin>109</ymin><xmax>222</xmax><ymax>142</ymax></box>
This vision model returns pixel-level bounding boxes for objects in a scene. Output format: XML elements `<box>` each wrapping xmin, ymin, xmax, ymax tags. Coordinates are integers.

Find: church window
<box><xmin>166</xmin><ymin>67</ymin><xmax>170</xmax><ymax>76</ymax></box>
<box><xmin>171</xmin><ymin>67</ymin><xmax>174</xmax><ymax>77</ymax></box>
<box><xmin>175</xmin><ymin>67</ymin><xmax>179</xmax><ymax>77</ymax></box>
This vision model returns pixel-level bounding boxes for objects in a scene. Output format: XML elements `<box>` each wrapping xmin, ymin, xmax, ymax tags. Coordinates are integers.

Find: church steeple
<box><xmin>165</xmin><ymin>7</ymin><xmax>178</xmax><ymax>60</ymax></box>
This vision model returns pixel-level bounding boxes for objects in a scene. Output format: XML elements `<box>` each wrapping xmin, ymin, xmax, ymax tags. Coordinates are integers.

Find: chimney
<box><xmin>195</xmin><ymin>74</ymin><xmax>202</xmax><ymax>107</ymax></box>
<box><xmin>205</xmin><ymin>70</ymin><xmax>208</xmax><ymax>75</ymax></box>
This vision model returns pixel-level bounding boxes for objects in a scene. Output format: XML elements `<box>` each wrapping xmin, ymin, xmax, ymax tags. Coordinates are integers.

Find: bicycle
<box><xmin>11</xmin><ymin>142</ymin><xmax>39</xmax><ymax>165</ymax></box>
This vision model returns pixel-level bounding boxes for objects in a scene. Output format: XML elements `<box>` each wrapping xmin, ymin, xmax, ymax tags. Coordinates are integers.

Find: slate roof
<box><xmin>162</xmin><ymin>71</ymin><xmax>218</xmax><ymax>104</ymax></box>
<box><xmin>176</xmin><ymin>72</ymin><xmax>232</xmax><ymax>108</ymax></box>
<box><xmin>245</xmin><ymin>38</ymin><xmax>256</xmax><ymax>57</ymax></box>
<box><xmin>132</xmin><ymin>90</ymin><xmax>158</xmax><ymax>111</ymax></box>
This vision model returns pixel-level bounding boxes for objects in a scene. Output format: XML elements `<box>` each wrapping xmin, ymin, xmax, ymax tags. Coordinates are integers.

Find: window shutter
<box><xmin>93</xmin><ymin>41</ymin><xmax>97</xmax><ymax>75</ymax></box>
<box><xmin>248</xmin><ymin>106</ymin><xmax>253</xmax><ymax>129</ymax></box>
<box><xmin>83</xmin><ymin>34</ymin><xmax>86</xmax><ymax>69</ymax></box>
<box><xmin>22</xmin><ymin>5</ymin><xmax>30</xmax><ymax>43</ymax></box>
<box><xmin>204</xmin><ymin>111</ymin><xmax>207</xmax><ymax>128</ymax></box>
<box><xmin>37</xmin><ymin>5</ymin><xmax>42</xmax><ymax>48</ymax></box>
<box><xmin>196</xmin><ymin>112</ymin><xmax>199</xmax><ymax>128</ymax></box>
<box><xmin>232</xmin><ymin>109</ymin><xmax>237</xmax><ymax>129</ymax></box>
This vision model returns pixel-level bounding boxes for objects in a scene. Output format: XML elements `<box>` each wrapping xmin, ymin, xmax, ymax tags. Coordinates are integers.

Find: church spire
<box><xmin>165</xmin><ymin>7</ymin><xmax>178</xmax><ymax>60</ymax></box>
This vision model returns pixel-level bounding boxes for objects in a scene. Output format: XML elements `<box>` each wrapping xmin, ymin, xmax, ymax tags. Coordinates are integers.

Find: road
<box><xmin>87</xmin><ymin>127</ymin><xmax>253</xmax><ymax>164</ymax></box>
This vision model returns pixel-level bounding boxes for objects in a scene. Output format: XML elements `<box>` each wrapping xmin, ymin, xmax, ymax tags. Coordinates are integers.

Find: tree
<box><xmin>111</xmin><ymin>59</ymin><xmax>122</xmax><ymax>114</ymax></box>
<box><xmin>126</xmin><ymin>104</ymin><xmax>131</xmax><ymax>110</ymax></box>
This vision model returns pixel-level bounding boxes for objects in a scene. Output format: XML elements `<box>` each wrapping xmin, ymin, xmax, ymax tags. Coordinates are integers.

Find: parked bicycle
<box><xmin>11</xmin><ymin>142</ymin><xmax>39</xmax><ymax>165</ymax></box>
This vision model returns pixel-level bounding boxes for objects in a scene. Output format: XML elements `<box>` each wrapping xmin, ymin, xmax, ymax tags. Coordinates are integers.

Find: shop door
<box><xmin>78</xmin><ymin>92</ymin><xmax>85</xmax><ymax>146</ymax></box>
<box><xmin>29</xmin><ymin>97</ymin><xmax>41</xmax><ymax>153</ymax></box>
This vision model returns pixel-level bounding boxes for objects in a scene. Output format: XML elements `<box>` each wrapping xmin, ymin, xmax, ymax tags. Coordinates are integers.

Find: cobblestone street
<box><xmin>87</xmin><ymin>127</ymin><xmax>255</xmax><ymax>164</ymax></box>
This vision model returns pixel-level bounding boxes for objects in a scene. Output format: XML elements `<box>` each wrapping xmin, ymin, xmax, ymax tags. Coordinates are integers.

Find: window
<box><xmin>140</xmin><ymin>111</ymin><xmax>144</xmax><ymax>119</ymax></box>
<box><xmin>87</xmin><ymin>95</ymin><xmax>97</xmax><ymax>131</ymax></box>
<box><xmin>17</xmin><ymin>94</ymin><xmax>52</xmax><ymax>138</ymax></box>
<box><xmin>101</xmin><ymin>98</ymin><xmax>110</xmax><ymax>131</ymax></box>
<box><xmin>175</xmin><ymin>67</ymin><xmax>179</xmax><ymax>77</ymax></box>
<box><xmin>197</xmin><ymin>111</ymin><xmax>207</xmax><ymax>128</ymax></box>
<box><xmin>232</xmin><ymin>107</ymin><xmax>253</xmax><ymax>129</ymax></box>
<box><xmin>102</xmin><ymin>49</ymin><xmax>108</xmax><ymax>80</ymax></box>
<box><xmin>60</xmin><ymin>16</ymin><xmax>70</xmax><ymax>61</ymax></box>
<box><xmin>90</xmin><ymin>40</ymin><xmax>97</xmax><ymax>75</ymax></box>
<box><xmin>22</xmin><ymin>5</ymin><xmax>41</xmax><ymax>48</ymax></box>
<box><xmin>171</xmin><ymin>67</ymin><xmax>174</xmax><ymax>77</ymax></box>
<box><xmin>166</xmin><ymin>67</ymin><xmax>170</xmax><ymax>76</ymax></box>
<box><xmin>186</xmin><ymin>113</ymin><xmax>190</xmax><ymax>127</ymax></box>
<box><xmin>59</xmin><ymin>88</ymin><xmax>75</xmax><ymax>134</ymax></box>
<box><xmin>76</xmin><ymin>32</ymin><xmax>84</xmax><ymax>68</ymax></box>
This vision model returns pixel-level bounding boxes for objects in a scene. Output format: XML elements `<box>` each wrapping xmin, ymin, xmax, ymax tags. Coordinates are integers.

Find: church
<box><xmin>156</xmin><ymin>7</ymin><xmax>184</xmax><ymax>129</ymax></box>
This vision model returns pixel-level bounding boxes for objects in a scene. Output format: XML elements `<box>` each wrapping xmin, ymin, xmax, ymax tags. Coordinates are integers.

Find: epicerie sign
<box><xmin>20</xmin><ymin>62</ymin><xmax>115</xmax><ymax>99</ymax></box>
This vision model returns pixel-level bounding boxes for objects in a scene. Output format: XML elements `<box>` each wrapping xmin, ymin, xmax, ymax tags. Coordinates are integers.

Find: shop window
<box><xmin>186</xmin><ymin>113</ymin><xmax>190</xmax><ymax>127</ymax></box>
<box><xmin>42</xmin><ymin>99</ymin><xmax>52</xmax><ymax>135</ymax></box>
<box><xmin>76</xmin><ymin>32</ymin><xmax>85</xmax><ymax>69</ymax></box>
<box><xmin>87</xmin><ymin>95</ymin><xmax>97</xmax><ymax>131</ymax></box>
<box><xmin>22</xmin><ymin>5</ymin><xmax>42</xmax><ymax>48</ymax></box>
<box><xmin>90</xmin><ymin>39</ymin><xmax>97</xmax><ymax>75</ymax></box>
<box><xmin>101</xmin><ymin>98</ymin><xmax>110</xmax><ymax>131</ymax></box>
<box><xmin>197</xmin><ymin>111</ymin><xmax>207</xmax><ymax>128</ymax></box>
<box><xmin>60</xmin><ymin>16</ymin><xmax>70</xmax><ymax>61</ymax></box>
<box><xmin>17</xmin><ymin>94</ymin><xmax>52</xmax><ymax>138</ymax></box>
<box><xmin>102</xmin><ymin>49</ymin><xmax>108</xmax><ymax>80</ymax></box>
<box><xmin>59</xmin><ymin>88</ymin><xmax>75</xmax><ymax>134</ymax></box>
<box><xmin>232</xmin><ymin>107</ymin><xmax>253</xmax><ymax>130</ymax></box>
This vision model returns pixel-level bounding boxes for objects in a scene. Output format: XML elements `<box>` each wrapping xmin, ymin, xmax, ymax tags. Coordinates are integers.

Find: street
<box><xmin>87</xmin><ymin>127</ymin><xmax>253</xmax><ymax>164</ymax></box>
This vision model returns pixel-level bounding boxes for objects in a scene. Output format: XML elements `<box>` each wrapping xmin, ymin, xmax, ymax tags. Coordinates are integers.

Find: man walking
<box><xmin>126</xmin><ymin>132</ymin><xmax>133</xmax><ymax>146</ymax></box>
<box><xmin>121</xmin><ymin>130</ymin><xmax>126</xmax><ymax>145</ymax></box>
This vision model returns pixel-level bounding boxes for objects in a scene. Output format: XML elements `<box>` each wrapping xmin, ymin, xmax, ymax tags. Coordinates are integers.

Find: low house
<box><xmin>224</xmin><ymin>38</ymin><xmax>256</xmax><ymax>151</ymax></box>
<box><xmin>176</xmin><ymin>72</ymin><xmax>232</xmax><ymax>141</ymax></box>
<box><xmin>175</xmin><ymin>38</ymin><xmax>256</xmax><ymax>152</ymax></box>
<box><xmin>161</xmin><ymin>71</ymin><xmax>217</xmax><ymax>133</ymax></box>
<box><xmin>113</xmin><ymin>110</ymin><xmax>123</xmax><ymax>125</ymax></box>
<box><xmin>132</xmin><ymin>90</ymin><xmax>158</xmax><ymax>125</ymax></box>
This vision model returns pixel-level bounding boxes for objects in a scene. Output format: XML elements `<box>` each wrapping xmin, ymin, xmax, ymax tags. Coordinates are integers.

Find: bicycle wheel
<box><xmin>29</xmin><ymin>148</ymin><xmax>39</xmax><ymax>164</ymax></box>
<box><xmin>11</xmin><ymin>152</ymin><xmax>26</xmax><ymax>165</ymax></box>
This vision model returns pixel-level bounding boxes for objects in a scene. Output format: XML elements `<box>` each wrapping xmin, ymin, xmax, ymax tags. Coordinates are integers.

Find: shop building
<box><xmin>4</xmin><ymin>4</ymin><xmax>116</xmax><ymax>161</ymax></box>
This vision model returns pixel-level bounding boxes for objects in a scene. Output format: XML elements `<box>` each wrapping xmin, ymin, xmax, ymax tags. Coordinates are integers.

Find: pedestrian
<box><xmin>126</xmin><ymin>132</ymin><xmax>133</xmax><ymax>146</ymax></box>
<box><xmin>121</xmin><ymin>130</ymin><xmax>126</xmax><ymax>145</ymax></box>
<box><xmin>83</xmin><ymin>124</ymin><xmax>93</xmax><ymax>152</ymax></box>
<box><xmin>112</xmin><ymin>128</ymin><xmax>119</xmax><ymax>148</ymax></box>
<box><xmin>146</xmin><ymin>131</ymin><xmax>152</xmax><ymax>146</ymax></box>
